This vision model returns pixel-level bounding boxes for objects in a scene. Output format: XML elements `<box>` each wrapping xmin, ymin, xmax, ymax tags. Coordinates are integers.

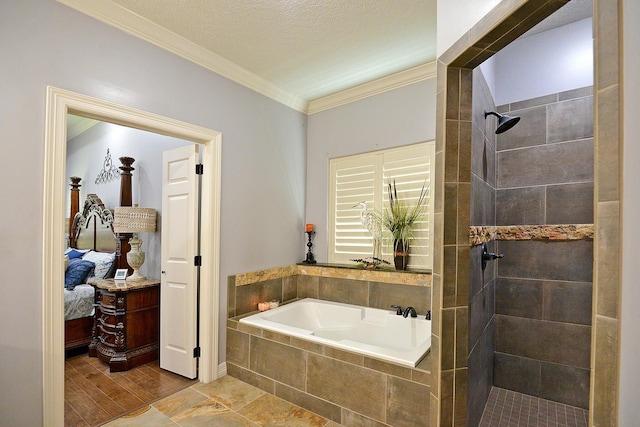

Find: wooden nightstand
<box><xmin>88</xmin><ymin>277</ymin><xmax>160</xmax><ymax>372</ymax></box>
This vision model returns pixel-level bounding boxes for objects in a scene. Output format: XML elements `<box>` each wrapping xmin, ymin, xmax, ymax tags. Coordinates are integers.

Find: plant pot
<box><xmin>394</xmin><ymin>240</ymin><xmax>409</xmax><ymax>270</ymax></box>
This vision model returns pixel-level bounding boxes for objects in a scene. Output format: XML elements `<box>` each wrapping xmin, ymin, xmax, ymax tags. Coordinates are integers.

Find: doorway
<box><xmin>43</xmin><ymin>86</ymin><xmax>222</xmax><ymax>425</ymax></box>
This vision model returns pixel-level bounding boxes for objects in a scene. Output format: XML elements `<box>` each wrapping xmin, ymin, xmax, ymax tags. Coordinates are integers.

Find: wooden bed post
<box><xmin>68</xmin><ymin>176</ymin><xmax>82</xmax><ymax>247</ymax></box>
<box><xmin>117</xmin><ymin>157</ymin><xmax>135</xmax><ymax>273</ymax></box>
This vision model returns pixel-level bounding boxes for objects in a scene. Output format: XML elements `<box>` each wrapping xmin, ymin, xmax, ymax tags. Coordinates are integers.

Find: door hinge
<box><xmin>193</xmin><ymin>347</ymin><xmax>201</xmax><ymax>358</ymax></box>
<box><xmin>194</xmin><ymin>255</ymin><xmax>202</xmax><ymax>266</ymax></box>
<box><xmin>195</xmin><ymin>164</ymin><xmax>204</xmax><ymax>175</ymax></box>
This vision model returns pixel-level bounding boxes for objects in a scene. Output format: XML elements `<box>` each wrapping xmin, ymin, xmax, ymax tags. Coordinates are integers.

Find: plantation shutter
<box><xmin>328</xmin><ymin>141</ymin><xmax>435</xmax><ymax>270</ymax></box>
<box><xmin>329</xmin><ymin>154</ymin><xmax>381</xmax><ymax>264</ymax></box>
<box><xmin>381</xmin><ymin>144</ymin><xmax>434</xmax><ymax>269</ymax></box>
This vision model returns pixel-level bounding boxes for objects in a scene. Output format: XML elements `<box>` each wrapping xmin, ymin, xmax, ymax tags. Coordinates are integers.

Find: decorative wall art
<box><xmin>95</xmin><ymin>148</ymin><xmax>120</xmax><ymax>184</ymax></box>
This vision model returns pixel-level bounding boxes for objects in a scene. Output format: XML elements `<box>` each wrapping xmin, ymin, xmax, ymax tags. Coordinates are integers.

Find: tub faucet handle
<box><xmin>391</xmin><ymin>305</ymin><xmax>403</xmax><ymax>315</ymax></box>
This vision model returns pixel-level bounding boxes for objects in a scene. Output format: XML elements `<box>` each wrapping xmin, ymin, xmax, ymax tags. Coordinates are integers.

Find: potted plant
<box><xmin>380</xmin><ymin>179</ymin><xmax>429</xmax><ymax>270</ymax></box>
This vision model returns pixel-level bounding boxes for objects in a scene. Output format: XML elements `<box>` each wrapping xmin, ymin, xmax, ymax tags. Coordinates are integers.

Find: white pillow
<box><xmin>82</xmin><ymin>251</ymin><xmax>116</xmax><ymax>279</ymax></box>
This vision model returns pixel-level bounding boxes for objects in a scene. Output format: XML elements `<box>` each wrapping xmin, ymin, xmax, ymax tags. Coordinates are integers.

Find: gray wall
<box><xmin>0</xmin><ymin>1</ymin><xmax>305</xmax><ymax>424</ymax></box>
<box><xmin>66</xmin><ymin>122</ymin><xmax>194</xmax><ymax>279</ymax></box>
<box><xmin>468</xmin><ymin>68</ymin><xmax>497</xmax><ymax>427</ymax></box>
<box><xmin>492</xmin><ymin>18</ymin><xmax>593</xmax><ymax>106</ymax></box>
<box><xmin>493</xmin><ymin>88</ymin><xmax>594</xmax><ymax>409</ymax></box>
<box><xmin>305</xmin><ymin>79</ymin><xmax>437</xmax><ymax>262</ymax></box>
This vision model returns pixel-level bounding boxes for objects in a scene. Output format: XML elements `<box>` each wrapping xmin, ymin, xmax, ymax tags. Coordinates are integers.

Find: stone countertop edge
<box><xmin>233</xmin><ymin>263</ymin><xmax>432</xmax><ymax>287</ymax></box>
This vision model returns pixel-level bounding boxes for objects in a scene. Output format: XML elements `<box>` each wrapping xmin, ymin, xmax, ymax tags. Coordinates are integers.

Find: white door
<box><xmin>160</xmin><ymin>144</ymin><xmax>200</xmax><ymax>378</ymax></box>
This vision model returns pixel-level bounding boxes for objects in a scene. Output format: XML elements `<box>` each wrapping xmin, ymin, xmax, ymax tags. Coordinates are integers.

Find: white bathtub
<box><xmin>239</xmin><ymin>298</ymin><xmax>431</xmax><ymax>367</ymax></box>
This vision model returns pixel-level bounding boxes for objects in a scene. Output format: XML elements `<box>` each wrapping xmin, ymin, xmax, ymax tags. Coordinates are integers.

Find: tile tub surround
<box><xmin>228</xmin><ymin>264</ymin><xmax>432</xmax><ymax>319</ymax></box>
<box><xmin>227</xmin><ymin>318</ymin><xmax>431</xmax><ymax>426</ymax></box>
<box><xmin>227</xmin><ymin>264</ymin><xmax>432</xmax><ymax>426</ymax></box>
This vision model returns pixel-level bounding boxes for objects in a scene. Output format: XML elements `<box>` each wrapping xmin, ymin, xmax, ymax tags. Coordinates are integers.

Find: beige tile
<box><xmin>446</xmin><ymin>68</ymin><xmax>460</xmax><ymax>120</ymax></box>
<box><xmin>290</xmin><ymin>337</ymin><xmax>324</xmax><ymax>355</ymax></box>
<box><xmin>296</xmin><ymin>274</ymin><xmax>319</xmax><ymax>298</ymax></box>
<box><xmin>169</xmin><ymin>399</ymin><xmax>232</xmax><ymax>425</ymax></box>
<box><xmin>455</xmin><ymin>307</ymin><xmax>468</xmax><ymax>370</ymax></box>
<box><xmin>592</xmin><ymin>315</ymin><xmax>619</xmax><ymax>427</ymax></box>
<box><xmin>429</xmin><ymin>393</ymin><xmax>439</xmax><ymax>427</ymax></box>
<box><xmin>368</xmin><ymin>281</ymin><xmax>431</xmax><ymax>315</ymax></box>
<box><xmin>318</xmin><ymin>277</ymin><xmax>368</xmax><ymax>306</ymax></box>
<box><xmin>431</xmin><ymin>275</ymin><xmax>442</xmax><ymax>334</ymax></box>
<box><xmin>596</xmin><ymin>84</ymin><xmax>620</xmax><ymax>202</ymax></box>
<box><xmin>340</xmin><ymin>408</ymin><xmax>387</xmax><ymax>427</ymax></box>
<box><xmin>237</xmin><ymin>393</ymin><xmax>328</xmax><ymax>427</ymax></box>
<box><xmin>250</xmin><ymin>336</ymin><xmax>306</xmax><ymax>390</ymax></box>
<box><xmin>323</xmin><ymin>346</ymin><xmax>363</xmax><ymax>366</ymax></box>
<box><xmin>458</xmin><ymin>121</ymin><xmax>472</xmax><ymax>183</ymax></box>
<box><xmin>460</xmin><ymin>69</ymin><xmax>473</xmax><ymax>122</ymax></box>
<box><xmin>227</xmin><ymin>364</ymin><xmax>276</xmax><ymax>395</ymax></box>
<box><xmin>178</xmin><ymin>411</ymin><xmax>260</xmax><ymax>427</ymax></box>
<box><xmin>442</xmin><ymin>246</ymin><xmax>457</xmax><ymax>308</ymax></box>
<box><xmin>430</xmin><ymin>335</ymin><xmax>440</xmax><ymax>383</ymax></box>
<box><xmin>454</xmin><ymin>368</ymin><xmax>467</xmax><ymax>427</ymax></box>
<box><xmin>307</xmin><ymin>353</ymin><xmax>386</xmax><ymax>422</ymax></box>
<box><xmin>596</xmin><ymin>201</ymin><xmax>620</xmax><ymax>318</ymax></box>
<box><xmin>455</xmin><ymin>246</ymin><xmax>470</xmax><ymax>308</ymax></box>
<box><xmin>444</xmin><ymin>184</ymin><xmax>458</xmax><ymax>246</ymax></box>
<box><xmin>440</xmin><ymin>370</ymin><xmax>454</xmax><ymax>427</ymax></box>
<box><xmin>364</xmin><ymin>357</ymin><xmax>412</xmax><ymax>379</ymax></box>
<box><xmin>386</xmin><ymin>377</ymin><xmax>430</xmax><ymax>427</ymax></box>
<box><xmin>275</xmin><ymin>382</ymin><xmax>342</xmax><ymax>423</ymax></box>
<box><xmin>445</xmin><ymin>120</ymin><xmax>460</xmax><ymax>183</ymax></box>
<box><xmin>103</xmin><ymin>406</ymin><xmax>175</xmax><ymax>427</ymax></box>
<box><xmin>441</xmin><ymin>309</ymin><xmax>456</xmax><ymax>371</ymax></box>
<box><xmin>262</xmin><ymin>330</ymin><xmax>291</xmax><ymax>345</ymax></box>
<box><xmin>227</xmin><ymin>328</ymin><xmax>251</xmax><ymax>368</ymax></box>
<box><xmin>153</xmin><ymin>387</ymin><xmax>209</xmax><ymax>418</ymax></box>
<box><xmin>193</xmin><ymin>375</ymin><xmax>265</xmax><ymax>411</ymax></box>
<box><xmin>595</xmin><ymin>0</ymin><xmax>619</xmax><ymax>89</ymax></box>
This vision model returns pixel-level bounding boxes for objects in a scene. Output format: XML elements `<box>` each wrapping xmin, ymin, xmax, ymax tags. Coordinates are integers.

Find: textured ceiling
<box><xmin>62</xmin><ymin>0</ymin><xmax>592</xmax><ymax>114</ymax></box>
<box><xmin>109</xmin><ymin>0</ymin><xmax>437</xmax><ymax>102</ymax></box>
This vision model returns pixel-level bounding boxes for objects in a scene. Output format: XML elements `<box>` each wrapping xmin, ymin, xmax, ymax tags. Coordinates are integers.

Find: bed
<box><xmin>64</xmin><ymin>192</ymin><xmax>119</xmax><ymax>350</ymax></box>
<box><xmin>64</xmin><ymin>158</ymin><xmax>136</xmax><ymax>350</ymax></box>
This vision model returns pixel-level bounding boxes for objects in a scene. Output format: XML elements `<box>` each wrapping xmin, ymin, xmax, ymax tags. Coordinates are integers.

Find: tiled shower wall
<box><xmin>467</xmin><ymin>68</ymin><xmax>498</xmax><ymax>427</ymax></box>
<box><xmin>493</xmin><ymin>87</ymin><xmax>594</xmax><ymax>409</ymax></box>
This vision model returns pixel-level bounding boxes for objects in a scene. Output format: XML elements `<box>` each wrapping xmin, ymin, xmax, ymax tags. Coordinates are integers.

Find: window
<box><xmin>328</xmin><ymin>141</ymin><xmax>435</xmax><ymax>269</ymax></box>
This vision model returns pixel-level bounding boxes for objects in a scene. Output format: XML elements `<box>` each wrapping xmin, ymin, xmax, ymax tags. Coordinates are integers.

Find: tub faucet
<box><xmin>403</xmin><ymin>307</ymin><xmax>417</xmax><ymax>318</ymax></box>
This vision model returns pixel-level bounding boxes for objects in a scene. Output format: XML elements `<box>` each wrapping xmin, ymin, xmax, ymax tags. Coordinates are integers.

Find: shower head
<box><xmin>485</xmin><ymin>111</ymin><xmax>521</xmax><ymax>134</ymax></box>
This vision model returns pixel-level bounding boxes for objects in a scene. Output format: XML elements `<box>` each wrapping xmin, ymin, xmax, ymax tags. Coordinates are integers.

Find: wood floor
<box><xmin>64</xmin><ymin>350</ymin><xmax>197</xmax><ymax>427</ymax></box>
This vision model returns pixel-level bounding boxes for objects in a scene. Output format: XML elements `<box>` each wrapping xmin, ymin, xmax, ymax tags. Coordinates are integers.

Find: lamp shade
<box><xmin>113</xmin><ymin>206</ymin><xmax>156</xmax><ymax>233</ymax></box>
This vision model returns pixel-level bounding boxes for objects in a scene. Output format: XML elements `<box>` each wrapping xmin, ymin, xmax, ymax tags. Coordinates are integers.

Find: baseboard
<box><xmin>217</xmin><ymin>362</ymin><xmax>227</xmax><ymax>378</ymax></box>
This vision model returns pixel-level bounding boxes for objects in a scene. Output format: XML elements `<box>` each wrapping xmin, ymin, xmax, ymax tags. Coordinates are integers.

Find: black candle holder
<box><xmin>303</xmin><ymin>231</ymin><xmax>317</xmax><ymax>264</ymax></box>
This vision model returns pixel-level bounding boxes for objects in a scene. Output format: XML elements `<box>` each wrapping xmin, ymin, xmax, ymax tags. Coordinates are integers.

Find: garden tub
<box><xmin>239</xmin><ymin>298</ymin><xmax>431</xmax><ymax>367</ymax></box>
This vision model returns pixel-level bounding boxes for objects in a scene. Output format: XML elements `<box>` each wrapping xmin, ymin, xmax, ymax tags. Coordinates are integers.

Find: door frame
<box><xmin>42</xmin><ymin>86</ymin><xmax>222</xmax><ymax>425</ymax></box>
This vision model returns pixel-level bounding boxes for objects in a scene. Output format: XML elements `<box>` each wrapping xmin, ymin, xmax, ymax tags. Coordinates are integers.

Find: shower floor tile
<box><xmin>479</xmin><ymin>387</ymin><xmax>588</xmax><ymax>427</ymax></box>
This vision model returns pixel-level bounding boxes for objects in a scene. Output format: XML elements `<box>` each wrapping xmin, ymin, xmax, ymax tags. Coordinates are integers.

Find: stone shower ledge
<box><xmin>234</xmin><ymin>263</ymin><xmax>431</xmax><ymax>287</ymax></box>
<box><xmin>469</xmin><ymin>224</ymin><xmax>594</xmax><ymax>246</ymax></box>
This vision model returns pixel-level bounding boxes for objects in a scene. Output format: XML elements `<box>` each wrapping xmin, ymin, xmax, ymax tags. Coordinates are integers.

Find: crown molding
<box><xmin>57</xmin><ymin>0</ymin><xmax>308</xmax><ymax>113</ymax></box>
<box><xmin>307</xmin><ymin>62</ymin><xmax>437</xmax><ymax>115</ymax></box>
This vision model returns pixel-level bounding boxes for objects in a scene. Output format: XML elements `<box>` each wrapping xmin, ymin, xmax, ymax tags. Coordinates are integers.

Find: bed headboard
<box><xmin>67</xmin><ymin>156</ymin><xmax>136</xmax><ymax>271</ymax></box>
<box><xmin>70</xmin><ymin>194</ymin><xmax>117</xmax><ymax>253</ymax></box>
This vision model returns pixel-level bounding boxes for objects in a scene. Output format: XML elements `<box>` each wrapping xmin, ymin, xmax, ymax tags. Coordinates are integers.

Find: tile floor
<box><xmin>104</xmin><ymin>375</ymin><xmax>339</xmax><ymax>426</ymax></box>
<box><xmin>479</xmin><ymin>387</ymin><xmax>589</xmax><ymax>427</ymax></box>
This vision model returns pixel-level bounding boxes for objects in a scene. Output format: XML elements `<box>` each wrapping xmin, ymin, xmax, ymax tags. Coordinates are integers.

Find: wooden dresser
<box><xmin>88</xmin><ymin>277</ymin><xmax>160</xmax><ymax>372</ymax></box>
